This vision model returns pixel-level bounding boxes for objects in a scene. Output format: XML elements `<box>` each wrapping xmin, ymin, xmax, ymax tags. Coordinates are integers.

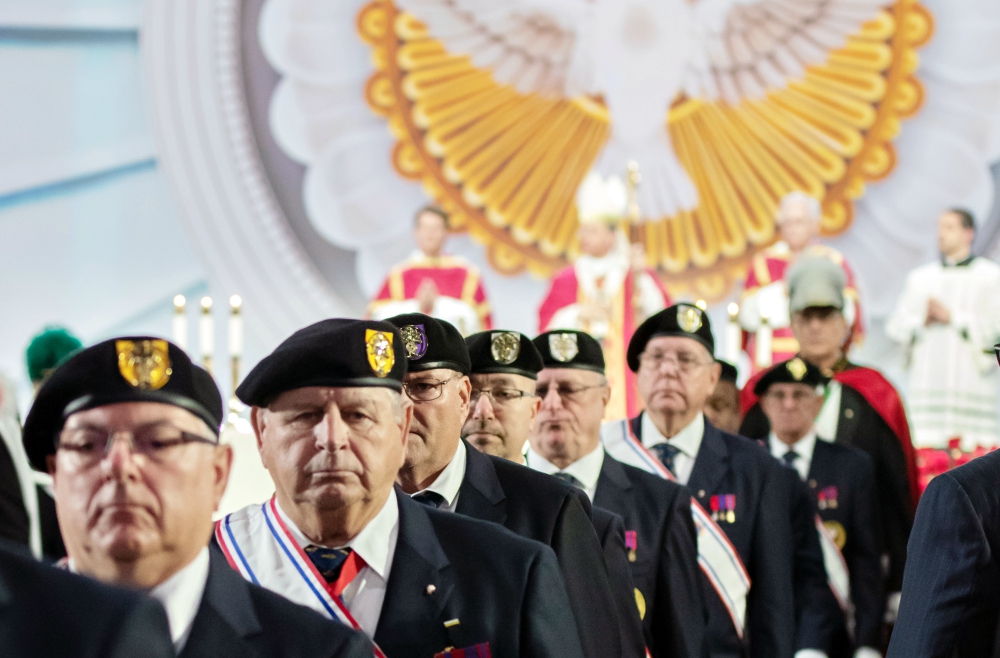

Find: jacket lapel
<box><xmin>807</xmin><ymin>440</ymin><xmax>833</xmax><ymax>484</ymax></box>
<box><xmin>179</xmin><ymin>548</ymin><xmax>261</xmax><ymax>658</ymax></box>
<box><xmin>687</xmin><ymin>421</ymin><xmax>729</xmax><ymax>497</ymax></box>
<box><xmin>455</xmin><ymin>441</ymin><xmax>507</xmax><ymax>525</ymax></box>
<box><xmin>594</xmin><ymin>452</ymin><xmax>632</xmax><ymax>510</ymax></box>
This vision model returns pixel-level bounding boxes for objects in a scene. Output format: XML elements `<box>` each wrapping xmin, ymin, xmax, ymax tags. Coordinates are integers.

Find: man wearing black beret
<box><xmin>224</xmin><ymin>318</ymin><xmax>585</xmax><ymax>658</ymax></box>
<box><xmin>602</xmin><ymin>303</ymin><xmax>796</xmax><ymax>658</ymax></box>
<box><xmin>21</xmin><ymin>336</ymin><xmax>372</xmax><ymax>658</ymax></box>
<box><xmin>528</xmin><ymin>329</ymin><xmax>706</xmax><ymax>658</ymax></box>
<box><xmin>758</xmin><ymin>359</ymin><xmax>883</xmax><ymax>658</ymax></box>
<box><xmin>384</xmin><ymin>313</ymin><xmax>622</xmax><ymax>658</ymax></box>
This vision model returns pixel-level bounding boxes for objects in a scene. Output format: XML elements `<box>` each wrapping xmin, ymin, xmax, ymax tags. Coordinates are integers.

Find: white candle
<box><xmin>228</xmin><ymin>295</ymin><xmax>243</xmax><ymax>357</ymax></box>
<box><xmin>726</xmin><ymin>303</ymin><xmax>741</xmax><ymax>364</ymax></box>
<box><xmin>756</xmin><ymin>313</ymin><xmax>773</xmax><ymax>369</ymax></box>
<box><xmin>200</xmin><ymin>297</ymin><xmax>214</xmax><ymax>369</ymax></box>
<box><xmin>172</xmin><ymin>295</ymin><xmax>187</xmax><ymax>350</ymax></box>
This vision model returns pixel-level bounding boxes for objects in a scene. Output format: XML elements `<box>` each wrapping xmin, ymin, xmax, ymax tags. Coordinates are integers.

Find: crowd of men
<box><xmin>3</xmin><ymin>216</ymin><xmax>1000</xmax><ymax>657</ymax></box>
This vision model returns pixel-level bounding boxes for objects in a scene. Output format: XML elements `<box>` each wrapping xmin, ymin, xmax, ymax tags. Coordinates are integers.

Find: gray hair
<box><xmin>777</xmin><ymin>191</ymin><xmax>822</xmax><ymax>224</ymax></box>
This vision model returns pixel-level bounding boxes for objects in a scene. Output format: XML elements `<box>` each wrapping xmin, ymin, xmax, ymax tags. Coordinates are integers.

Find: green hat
<box><xmin>25</xmin><ymin>327</ymin><xmax>83</xmax><ymax>384</ymax></box>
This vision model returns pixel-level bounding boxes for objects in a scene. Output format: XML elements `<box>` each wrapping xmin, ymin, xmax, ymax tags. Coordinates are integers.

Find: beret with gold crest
<box><xmin>22</xmin><ymin>337</ymin><xmax>222</xmax><ymax>471</ymax></box>
<box><xmin>236</xmin><ymin>319</ymin><xmax>407</xmax><ymax>406</ymax></box>
<box><xmin>533</xmin><ymin>330</ymin><xmax>606</xmax><ymax>374</ymax></box>
<box><xmin>466</xmin><ymin>330</ymin><xmax>543</xmax><ymax>379</ymax></box>
<box><xmin>627</xmin><ymin>303</ymin><xmax>715</xmax><ymax>372</ymax></box>
<box><xmin>753</xmin><ymin>357</ymin><xmax>830</xmax><ymax>396</ymax></box>
<box><xmin>384</xmin><ymin>313</ymin><xmax>471</xmax><ymax>375</ymax></box>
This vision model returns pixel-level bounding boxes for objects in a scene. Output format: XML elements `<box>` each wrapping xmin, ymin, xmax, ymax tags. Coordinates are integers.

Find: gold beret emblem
<box><xmin>823</xmin><ymin>520</ymin><xmax>847</xmax><ymax>550</ymax></box>
<box><xmin>786</xmin><ymin>358</ymin><xmax>808</xmax><ymax>381</ymax></box>
<box><xmin>365</xmin><ymin>330</ymin><xmax>395</xmax><ymax>378</ymax></box>
<box><xmin>677</xmin><ymin>306</ymin><xmax>703</xmax><ymax>334</ymax></box>
<box><xmin>491</xmin><ymin>332</ymin><xmax>520</xmax><ymax>365</ymax></box>
<box><xmin>116</xmin><ymin>339</ymin><xmax>172</xmax><ymax>390</ymax></box>
<box><xmin>549</xmin><ymin>333</ymin><xmax>578</xmax><ymax>362</ymax></box>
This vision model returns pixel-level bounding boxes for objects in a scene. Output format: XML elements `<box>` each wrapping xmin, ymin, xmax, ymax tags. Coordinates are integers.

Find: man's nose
<box><xmin>540</xmin><ymin>386</ymin><xmax>563</xmax><ymax>410</ymax></box>
<box><xmin>472</xmin><ymin>393</ymin><xmax>495</xmax><ymax>420</ymax></box>
<box><xmin>315</xmin><ymin>411</ymin><xmax>350</xmax><ymax>450</ymax></box>
<box><xmin>101</xmin><ymin>433</ymin><xmax>140</xmax><ymax>481</ymax></box>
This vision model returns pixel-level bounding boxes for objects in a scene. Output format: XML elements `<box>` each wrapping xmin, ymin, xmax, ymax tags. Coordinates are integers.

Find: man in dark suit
<box><xmin>757</xmin><ymin>358</ymin><xmax>883</xmax><ymax>658</ymax></box>
<box><xmin>21</xmin><ymin>336</ymin><xmax>374</xmax><ymax>658</ymax></box>
<box><xmin>526</xmin><ymin>329</ymin><xmax>706</xmax><ymax>658</ymax></box>
<box><xmin>0</xmin><ymin>537</ymin><xmax>174</xmax><ymax>658</ymax></box>
<box><xmin>462</xmin><ymin>329</ymin><xmax>646</xmax><ymax>658</ymax></box>
<box><xmin>887</xmin><ymin>448</ymin><xmax>1000</xmax><ymax>658</ymax></box>
<box><xmin>225</xmin><ymin>318</ymin><xmax>585</xmax><ymax>658</ymax></box>
<box><xmin>608</xmin><ymin>303</ymin><xmax>796</xmax><ymax>658</ymax></box>
<box><xmin>385</xmin><ymin>313</ymin><xmax>622</xmax><ymax>658</ymax></box>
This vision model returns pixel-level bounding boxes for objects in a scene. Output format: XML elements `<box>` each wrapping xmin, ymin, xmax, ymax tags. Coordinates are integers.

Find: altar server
<box><xmin>886</xmin><ymin>208</ymin><xmax>1000</xmax><ymax>450</ymax></box>
<box><xmin>384</xmin><ymin>313</ymin><xmax>621</xmax><ymax>658</ymax></box>
<box><xmin>603</xmin><ymin>304</ymin><xmax>796</xmax><ymax>658</ymax></box>
<box><xmin>22</xmin><ymin>337</ymin><xmax>373</xmax><ymax>658</ymax></box>
<box><xmin>225</xmin><ymin>319</ymin><xmax>584</xmax><ymax>658</ymax></box>
<box><xmin>528</xmin><ymin>329</ymin><xmax>706</xmax><ymax>658</ymax></box>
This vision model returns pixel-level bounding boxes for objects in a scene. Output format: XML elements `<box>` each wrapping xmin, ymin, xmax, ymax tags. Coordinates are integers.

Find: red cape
<box><xmin>742</xmin><ymin>364</ymin><xmax>920</xmax><ymax>507</ymax></box>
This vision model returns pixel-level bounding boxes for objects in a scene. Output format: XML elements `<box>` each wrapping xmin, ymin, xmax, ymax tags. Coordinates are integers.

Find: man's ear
<box><xmin>250</xmin><ymin>406</ymin><xmax>266</xmax><ymax>452</ymax></box>
<box><xmin>457</xmin><ymin>376</ymin><xmax>472</xmax><ymax>410</ymax></box>
<box><xmin>46</xmin><ymin>454</ymin><xmax>57</xmax><ymax>478</ymax></box>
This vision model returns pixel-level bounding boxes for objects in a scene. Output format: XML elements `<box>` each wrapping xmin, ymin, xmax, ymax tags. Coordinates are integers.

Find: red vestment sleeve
<box><xmin>538</xmin><ymin>267</ymin><xmax>579</xmax><ymax>332</ymax></box>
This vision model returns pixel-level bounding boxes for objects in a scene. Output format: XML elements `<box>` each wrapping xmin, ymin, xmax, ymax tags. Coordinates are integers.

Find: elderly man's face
<box><xmin>791</xmin><ymin>307</ymin><xmax>848</xmax><ymax>364</ymax></box>
<box><xmin>529</xmin><ymin>368</ymin><xmax>609</xmax><ymax>468</ymax></box>
<box><xmin>779</xmin><ymin>200</ymin><xmax>819</xmax><ymax>252</ymax></box>
<box><xmin>51</xmin><ymin>402</ymin><xmax>229</xmax><ymax>575</ymax></box>
<box><xmin>255</xmin><ymin>387</ymin><xmax>410</xmax><ymax>512</ymax></box>
<box><xmin>462</xmin><ymin>373</ymin><xmax>540</xmax><ymax>460</ymax></box>
<box><xmin>403</xmin><ymin>369</ymin><xmax>470</xmax><ymax>470</ymax></box>
<box><xmin>759</xmin><ymin>382</ymin><xmax>824</xmax><ymax>441</ymax></box>
<box><xmin>636</xmin><ymin>336</ymin><xmax>720</xmax><ymax>418</ymax></box>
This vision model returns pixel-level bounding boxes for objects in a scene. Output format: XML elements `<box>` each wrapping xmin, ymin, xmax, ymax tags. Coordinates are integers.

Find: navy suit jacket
<box><xmin>594</xmin><ymin>451</ymin><xmax>707</xmax><ymax>658</ymax></box>
<box><xmin>887</xmin><ymin>449</ymin><xmax>1000</xmax><ymax>658</ymax></box>
<box><xmin>591</xmin><ymin>506</ymin><xmax>647</xmax><ymax>658</ymax></box>
<box><xmin>375</xmin><ymin>491</ymin><xmax>585</xmax><ymax>658</ymax></box>
<box><xmin>185</xmin><ymin>546</ymin><xmax>373</xmax><ymax>658</ymax></box>
<box><xmin>457</xmin><ymin>442</ymin><xmax>620</xmax><ymax>658</ymax></box>
<box><xmin>632</xmin><ymin>415</ymin><xmax>795</xmax><ymax>658</ymax></box>
<box><xmin>0</xmin><ymin>539</ymin><xmax>174</xmax><ymax>658</ymax></box>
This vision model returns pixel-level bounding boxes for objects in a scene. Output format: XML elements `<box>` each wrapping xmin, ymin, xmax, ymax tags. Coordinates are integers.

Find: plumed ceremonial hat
<box><xmin>753</xmin><ymin>357</ymin><xmax>829</xmax><ymax>396</ymax></box>
<box><xmin>384</xmin><ymin>313</ymin><xmax>471</xmax><ymax>375</ymax></box>
<box><xmin>466</xmin><ymin>331</ymin><xmax>543</xmax><ymax>380</ymax></box>
<box><xmin>237</xmin><ymin>319</ymin><xmax>406</xmax><ymax>406</ymax></box>
<box><xmin>22</xmin><ymin>337</ymin><xmax>222</xmax><ymax>471</ymax></box>
<box><xmin>25</xmin><ymin>326</ymin><xmax>83</xmax><ymax>384</ymax></box>
<box><xmin>717</xmin><ymin>360</ymin><xmax>738</xmax><ymax>384</ymax></box>
<box><xmin>533</xmin><ymin>330</ymin><xmax>605</xmax><ymax>374</ymax></box>
<box><xmin>627</xmin><ymin>303</ymin><xmax>715</xmax><ymax>371</ymax></box>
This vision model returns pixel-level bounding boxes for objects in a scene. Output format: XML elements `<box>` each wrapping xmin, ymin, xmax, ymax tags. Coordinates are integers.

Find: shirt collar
<box><xmin>769</xmin><ymin>430</ymin><xmax>818</xmax><ymax>465</ymax></box>
<box><xmin>642</xmin><ymin>412</ymin><xmax>704</xmax><ymax>459</ymax></box>
<box><xmin>149</xmin><ymin>547</ymin><xmax>211</xmax><ymax>651</ymax></box>
<box><xmin>942</xmin><ymin>254</ymin><xmax>975</xmax><ymax>267</ymax></box>
<box><xmin>415</xmin><ymin>439</ymin><xmax>467</xmax><ymax>508</ymax></box>
<box><xmin>526</xmin><ymin>444</ymin><xmax>605</xmax><ymax>493</ymax></box>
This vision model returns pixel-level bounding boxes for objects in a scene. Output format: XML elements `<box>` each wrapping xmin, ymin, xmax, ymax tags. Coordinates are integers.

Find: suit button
<box><xmin>844</xmin><ymin>408</ymin><xmax>854</xmax><ymax>419</ymax></box>
<box><xmin>808</xmin><ymin>479</ymin><xmax>817</xmax><ymax>488</ymax></box>
<box><xmin>698</xmin><ymin>490</ymin><xmax>706</xmax><ymax>498</ymax></box>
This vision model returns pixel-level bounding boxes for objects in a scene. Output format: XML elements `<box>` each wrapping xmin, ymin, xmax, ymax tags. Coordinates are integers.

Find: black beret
<box><xmin>753</xmin><ymin>357</ymin><xmax>829</xmax><ymax>396</ymax></box>
<box><xmin>22</xmin><ymin>337</ymin><xmax>222</xmax><ymax>471</ymax></box>
<box><xmin>466</xmin><ymin>331</ymin><xmax>543</xmax><ymax>380</ymax></box>
<box><xmin>384</xmin><ymin>313</ymin><xmax>470</xmax><ymax>375</ymax></box>
<box><xmin>236</xmin><ymin>319</ymin><xmax>407</xmax><ymax>406</ymax></box>
<box><xmin>717</xmin><ymin>360</ymin><xmax>738</xmax><ymax>384</ymax></box>
<box><xmin>533</xmin><ymin>330</ymin><xmax>605</xmax><ymax>374</ymax></box>
<box><xmin>627</xmin><ymin>304</ymin><xmax>715</xmax><ymax>371</ymax></box>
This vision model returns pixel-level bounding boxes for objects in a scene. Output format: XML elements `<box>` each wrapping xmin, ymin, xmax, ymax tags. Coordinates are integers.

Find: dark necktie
<box><xmin>650</xmin><ymin>443</ymin><xmax>682</xmax><ymax>475</ymax></box>
<box><xmin>412</xmin><ymin>490</ymin><xmax>447</xmax><ymax>509</ymax></box>
<box><xmin>304</xmin><ymin>545</ymin><xmax>352</xmax><ymax>583</ymax></box>
<box><xmin>552</xmin><ymin>472</ymin><xmax>583</xmax><ymax>489</ymax></box>
<box><xmin>782</xmin><ymin>450</ymin><xmax>799</xmax><ymax>470</ymax></box>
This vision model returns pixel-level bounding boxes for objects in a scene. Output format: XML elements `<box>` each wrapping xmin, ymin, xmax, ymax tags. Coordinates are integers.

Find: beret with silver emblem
<box><xmin>22</xmin><ymin>337</ymin><xmax>222</xmax><ymax>471</ymax></box>
<box><xmin>533</xmin><ymin>330</ymin><xmax>605</xmax><ymax>374</ymax></box>
<box><xmin>236</xmin><ymin>318</ymin><xmax>407</xmax><ymax>406</ymax></box>
<box><xmin>753</xmin><ymin>357</ymin><xmax>829</xmax><ymax>396</ymax></box>
<box><xmin>627</xmin><ymin>303</ymin><xmax>715</xmax><ymax>372</ymax></box>
<box><xmin>466</xmin><ymin>331</ymin><xmax>543</xmax><ymax>380</ymax></box>
<box><xmin>384</xmin><ymin>313</ymin><xmax>471</xmax><ymax>375</ymax></box>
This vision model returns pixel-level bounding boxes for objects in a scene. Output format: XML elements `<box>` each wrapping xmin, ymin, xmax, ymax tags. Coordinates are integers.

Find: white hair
<box><xmin>777</xmin><ymin>191</ymin><xmax>822</xmax><ymax>224</ymax></box>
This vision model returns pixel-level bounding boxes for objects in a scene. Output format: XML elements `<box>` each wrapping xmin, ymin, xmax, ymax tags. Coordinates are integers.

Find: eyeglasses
<box><xmin>638</xmin><ymin>351</ymin><xmax>710</xmax><ymax>373</ymax></box>
<box><xmin>763</xmin><ymin>389</ymin><xmax>818</xmax><ymax>403</ymax></box>
<box><xmin>56</xmin><ymin>425</ymin><xmax>218</xmax><ymax>467</ymax></box>
<box><xmin>470</xmin><ymin>388</ymin><xmax>534</xmax><ymax>407</ymax></box>
<box><xmin>403</xmin><ymin>376</ymin><xmax>461</xmax><ymax>402</ymax></box>
<box><xmin>535</xmin><ymin>383</ymin><xmax>605</xmax><ymax>403</ymax></box>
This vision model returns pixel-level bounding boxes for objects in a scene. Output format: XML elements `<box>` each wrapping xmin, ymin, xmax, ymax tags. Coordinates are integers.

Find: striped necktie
<box><xmin>304</xmin><ymin>546</ymin><xmax>366</xmax><ymax>598</ymax></box>
<box><xmin>552</xmin><ymin>472</ymin><xmax>583</xmax><ymax>489</ymax></box>
<box><xmin>650</xmin><ymin>443</ymin><xmax>682</xmax><ymax>476</ymax></box>
<box><xmin>412</xmin><ymin>491</ymin><xmax>447</xmax><ymax>509</ymax></box>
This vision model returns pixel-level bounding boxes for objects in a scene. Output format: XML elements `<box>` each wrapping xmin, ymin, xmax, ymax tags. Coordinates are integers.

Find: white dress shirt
<box><xmin>412</xmin><ymin>439</ymin><xmax>467</xmax><ymax>512</ymax></box>
<box><xmin>813</xmin><ymin>381</ymin><xmax>842</xmax><ymax>443</ymax></box>
<box><xmin>642</xmin><ymin>412</ymin><xmax>704</xmax><ymax>485</ymax></box>
<box><xmin>769</xmin><ymin>431</ymin><xmax>819</xmax><ymax>481</ymax></box>
<box><xmin>148</xmin><ymin>547</ymin><xmax>211</xmax><ymax>653</ymax></box>
<box><xmin>280</xmin><ymin>489</ymin><xmax>400</xmax><ymax>637</ymax></box>
<box><xmin>525</xmin><ymin>444</ymin><xmax>605</xmax><ymax>501</ymax></box>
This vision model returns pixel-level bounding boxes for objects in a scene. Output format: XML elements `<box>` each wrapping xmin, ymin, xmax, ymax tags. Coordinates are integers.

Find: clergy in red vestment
<box><xmin>368</xmin><ymin>206</ymin><xmax>492</xmax><ymax>335</ymax></box>
<box><xmin>739</xmin><ymin>191</ymin><xmax>864</xmax><ymax>371</ymax></box>
<box><xmin>538</xmin><ymin>172</ymin><xmax>671</xmax><ymax>420</ymax></box>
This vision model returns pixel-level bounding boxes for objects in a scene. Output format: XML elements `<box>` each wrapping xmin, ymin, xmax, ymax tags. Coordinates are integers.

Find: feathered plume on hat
<box><xmin>25</xmin><ymin>326</ymin><xmax>83</xmax><ymax>384</ymax></box>
<box><xmin>576</xmin><ymin>171</ymin><xmax>628</xmax><ymax>226</ymax></box>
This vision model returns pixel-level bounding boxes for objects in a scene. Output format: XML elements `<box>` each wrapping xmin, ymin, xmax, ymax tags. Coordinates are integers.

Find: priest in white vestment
<box><xmin>887</xmin><ymin>209</ymin><xmax>1000</xmax><ymax>450</ymax></box>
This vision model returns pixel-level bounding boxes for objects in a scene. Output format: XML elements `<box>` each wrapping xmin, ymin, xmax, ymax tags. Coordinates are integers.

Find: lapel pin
<box><xmin>426</xmin><ymin>584</ymin><xmax>437</xmax><ymax>595</ymax></box>
<box><xmin>625</xmin><ymin>530</ymin><xmax>638</xmax><ymax>562</ymax></box>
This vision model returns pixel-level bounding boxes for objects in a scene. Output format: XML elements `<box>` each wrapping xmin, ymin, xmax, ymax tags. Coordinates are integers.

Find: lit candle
<box><xmin>726</xmin><ymin>303</ymin><xmax>741</xmax><ymax>364</ymax></box>
<box><xmin>172</xmin><ymin>295</ymin><xmax>187</xmax><ymax>351</ymax></box>
<box><xmin>200</xmin><ymin>297</ymin><xmax>214</xmax><ymax>374</ymax></box>
<box><xmin>229</xmin><ymin>295</ymin><xmax>243</xmax><ymax>395</ymax></box>
<box><xmin>695</xmin><ymin>299</ymin><xmax>707</xmax><ymax>311</ymax></box>
<box><xmin>756</xmin><ymin>312</ymin><xmax>773</xmax><ymax>369</ymax></box>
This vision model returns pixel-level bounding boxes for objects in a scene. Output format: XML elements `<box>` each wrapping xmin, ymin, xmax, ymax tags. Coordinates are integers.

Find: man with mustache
<box><xmin>21</xmin><ymin>337</ymin><xmax>373</xmax><ymax>658</ymax></box>
<box><xmin>385</xmin><ymin>313</ymin><xmax>623</xmax><ymax>658</ymax></box>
